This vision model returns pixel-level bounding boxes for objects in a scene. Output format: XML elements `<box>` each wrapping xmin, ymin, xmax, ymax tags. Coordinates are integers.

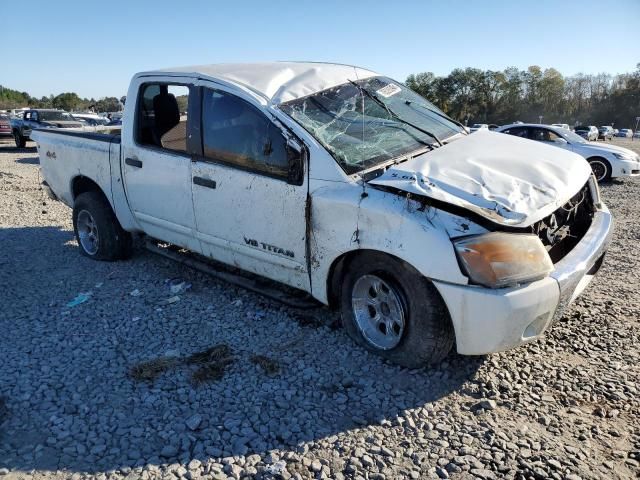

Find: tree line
<box><xmin>3</xmin><ymin>64</ymin><xmax>639</xmax><ymax>127</ymax></box>
<box><xmin>0</xmin><ymin>87</ymin><xmax>124</xmax><ymax>113</ymax></box>
<box><xmin>405</xmin><ymin>64</ymin><xmax>640</xmax><ymax>128</ymax></box>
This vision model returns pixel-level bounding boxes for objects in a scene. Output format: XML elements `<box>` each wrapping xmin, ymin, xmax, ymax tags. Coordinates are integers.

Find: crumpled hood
<box><xmin>368</xmin><ymin>131</ymin><xmax>592</xmax><ymax>227</ymax></box>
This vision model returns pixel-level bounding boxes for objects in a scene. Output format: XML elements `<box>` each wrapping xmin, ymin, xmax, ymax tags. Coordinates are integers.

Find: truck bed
<box><xmin>32</xmin><ymin>127</ymin><xmax>137</xmax><ymax>232</ymax></box>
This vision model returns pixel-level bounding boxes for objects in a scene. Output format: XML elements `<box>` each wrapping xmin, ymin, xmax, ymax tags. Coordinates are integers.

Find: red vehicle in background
<box><xmin>0</xmin><ymin>114</ymin><xmax>11</xmax><ymax>137</ymax></box>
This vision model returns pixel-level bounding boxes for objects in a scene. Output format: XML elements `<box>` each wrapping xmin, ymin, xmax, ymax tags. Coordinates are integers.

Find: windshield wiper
<box><xmin>404</xmin><ymin>100</ymin><xmax>468</xmax><ymax>134</ymax></box>
<box><xmin>348</xmin><ymin>80</ymin><xmax>443</xmax><ymax>147</ymax></box>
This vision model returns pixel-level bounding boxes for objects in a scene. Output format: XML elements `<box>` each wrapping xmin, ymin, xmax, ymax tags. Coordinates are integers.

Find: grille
<box><xmin>529</xmin><ymin>182</ymin><xmax>595</xmax><ymax>264</ymax></box>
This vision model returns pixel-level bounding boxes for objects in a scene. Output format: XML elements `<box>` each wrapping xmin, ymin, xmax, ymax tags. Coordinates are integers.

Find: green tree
<box><xmin>52</xmin><ymin>92</ymin><xmax>84</xmax><ymax>112</ymax></box>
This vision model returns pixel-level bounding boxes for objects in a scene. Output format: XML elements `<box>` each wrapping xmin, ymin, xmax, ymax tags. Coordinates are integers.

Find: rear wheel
<box><xmin>13</xmin><ymin>131</ymin><xmax>26</xmax><ymax>148</ymax></box>
<box><xmin>72</xmin><ymin>191</ymin><xmax>132</xmax><ymax>260</ymax></box>
<box><xmin>340</xmin><ymin>252</ymin><xmax>454</xmax><ymax>368</ymax></box>
<box><xmin>588</xmin><ymin>158</ymin><xmax>611</xmax><ymax>183</ymax></box>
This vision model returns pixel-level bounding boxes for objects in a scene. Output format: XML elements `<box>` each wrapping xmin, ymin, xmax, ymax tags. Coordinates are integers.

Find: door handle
<box><xmin>193</xmin><ymin>176</ymin><xmax>216</xmax><ymax>189</ymax></box>
<box><xmin>125</xmin><ymin>157</ymin><xmax>143</xmax><ymax>168</ymax></box>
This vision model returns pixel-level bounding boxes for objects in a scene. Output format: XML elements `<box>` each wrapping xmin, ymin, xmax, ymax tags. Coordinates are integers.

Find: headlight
<box><xmin>453</xmin><ymin>233</ymin><xmax>553</xmax><ymax>288</ymax></box>
<box><xmin>612</xmin><ymin>152</ymin><xmax>634</xmax><ymax>161</ymax></box>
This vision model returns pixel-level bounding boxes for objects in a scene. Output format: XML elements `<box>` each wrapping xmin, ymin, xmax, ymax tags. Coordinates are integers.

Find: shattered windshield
<box><xmin>279</xmin><ymin>76</ymin><xmax>464</xmax><ymax>174</ymax></box>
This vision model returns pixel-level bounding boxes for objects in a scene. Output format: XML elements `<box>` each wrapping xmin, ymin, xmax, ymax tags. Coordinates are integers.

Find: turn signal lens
<box><xmin>453</xmin><ymin>232</ymin><xmax>554</xmax><ymax>288</ymax></box>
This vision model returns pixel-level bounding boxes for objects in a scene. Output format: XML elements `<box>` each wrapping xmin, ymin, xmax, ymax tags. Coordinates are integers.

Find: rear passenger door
<box><xmin>122</xmin><ymin>79</ymin><xmax>201</xmax><ymax>251</ymax></box>
<box><xmin>191</xmin><ymin>87</ymin><xmax>310</xmax><ymax>291</ymax></box>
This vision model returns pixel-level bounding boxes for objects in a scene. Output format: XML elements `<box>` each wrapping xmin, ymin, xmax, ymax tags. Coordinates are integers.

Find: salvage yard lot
<box><xmin>0</xmin><ymin>138</ymin><xmax>639</xmax><ymax>479</ymax></box>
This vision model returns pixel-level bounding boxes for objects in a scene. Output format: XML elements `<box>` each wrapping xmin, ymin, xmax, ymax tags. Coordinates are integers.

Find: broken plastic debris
<box><xmin>167</xmin><ymin>278</ymin><xmax>191</xmax><ymax>295</ymax></box>
<box><xmin>66</xmin><ymin>292</ymin><xmax>91</xmax><ymax>308</ymax></box>
<box><xmin>130</xmin><ymin>289</ymin><xmax>141</xmax><ymax>297</ymax></box>
<box><xmin>158</xmin><ymin>296</ymin><xmax>180</xmax><ymax>306</ymax></box>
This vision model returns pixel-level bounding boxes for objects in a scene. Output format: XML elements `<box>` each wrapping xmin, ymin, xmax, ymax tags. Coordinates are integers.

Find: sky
<box><xmin>2</xmin><ymin>0</ymin><xmax>639</xmax><ymax>100</ymax></box>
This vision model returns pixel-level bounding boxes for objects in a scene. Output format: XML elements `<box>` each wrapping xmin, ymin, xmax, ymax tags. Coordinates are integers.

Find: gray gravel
<box><xmin>0</xmin><ymin>138</ymin><xmax>639</xmax><ymax>480</ymax></box>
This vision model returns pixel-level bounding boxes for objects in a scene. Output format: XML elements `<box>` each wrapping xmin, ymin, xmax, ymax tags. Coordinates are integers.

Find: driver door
<box><xmin>191</xmin><ymin>87</ymin><xmax>310</xmax><ymax>291</ymax></box>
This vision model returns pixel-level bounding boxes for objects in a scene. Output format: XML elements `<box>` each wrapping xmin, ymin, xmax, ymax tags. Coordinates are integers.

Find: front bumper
<box><xmin>612</xmin><ymin>160</ymin><xmax>640</xmax><ymax>178</ymax></box>
<box><xmin>434</xmin><ymin>207</ymin><xmax>614</xmax><ymax>355</ymax></box>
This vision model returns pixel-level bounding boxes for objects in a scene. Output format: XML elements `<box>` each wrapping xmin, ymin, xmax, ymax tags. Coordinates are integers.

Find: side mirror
<box><xmin>286</xmin><ymin>138</ymin><xmax>305</xmax><ymax>186</ymax></box>
<box><xmin>555</xmin><ymin>137</ymin><xmax>568</xmax><ymax>144</ymax></box>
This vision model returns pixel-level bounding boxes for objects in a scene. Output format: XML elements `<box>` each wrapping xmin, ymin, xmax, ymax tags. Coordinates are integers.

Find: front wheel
<box><xmin>588</xmin><ymin>158</ymin><xmax>612</xmax><ymax>183</ymax></box>
<box><xmin>14</xmin><ymin>131</ymin><xmax>26</xmax><ymax>148</ymax></box>
<box><xmin>72</xmin><ymin>191</ymin><xmax>132</xmax><ymax>260</ymax></box>
<box><xmin>340</xmin><ymin>252</ymin><xmax>454</xmax><ymax>368</ymax></box>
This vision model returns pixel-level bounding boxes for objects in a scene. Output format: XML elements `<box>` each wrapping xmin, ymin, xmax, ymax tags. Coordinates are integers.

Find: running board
<box><xmin>145</xmin><ymin>241</ymin><xmax>319</xmax><ymax>309</ymax></box>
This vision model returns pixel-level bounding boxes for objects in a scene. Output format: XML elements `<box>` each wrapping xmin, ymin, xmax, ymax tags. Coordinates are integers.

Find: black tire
<box><xmin>588</xmin><ymin>157</ymin><xmax>612</xmax><ymax>183</ymax></box>
<box><xmin>72</xmin><ymin>191</ymin><xmax>132</xmax><ymax>261</ymax></box>
<box><xmin>14</xmin><ymin>131</ymin><xmax>26</xmax><ymax>148</ymax></box>
<box><xmin>340</xmin><ymin>251</ymin><xmax>454</xmax><ymax>368</ymax></box>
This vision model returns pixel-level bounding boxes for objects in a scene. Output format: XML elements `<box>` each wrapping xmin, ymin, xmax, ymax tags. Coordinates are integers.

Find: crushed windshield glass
<box><xmin>279</xmin><ymin>76</ymin><xmax>463</xmax><ymax>174</ymax></box>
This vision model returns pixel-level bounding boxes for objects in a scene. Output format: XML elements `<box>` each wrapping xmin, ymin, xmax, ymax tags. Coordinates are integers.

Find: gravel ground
<box><xmin>0</xmin><ymin>137</ymin><xmax>638</xmax><ymax>480</ymax></box>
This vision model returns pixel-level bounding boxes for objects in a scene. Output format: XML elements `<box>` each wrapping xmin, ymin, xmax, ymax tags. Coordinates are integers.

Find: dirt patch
<box><xmin>188</xmin><ymin>345</ymin><xmax>234</xmax><ymax>385</ymax></box>
<box><xmin>128</xmin><ymin>344</ymin><xmax>234</xmax><ymax>385</ymax></box>
<box><xmin>129</xmin><ymin>356</ymin><xmax>181</xmax><ymax>382</ymax></box>
<box><xmin>251</xmin><ymin>354</ymin><xmax>280</xmax><ymax>376</ymax></box>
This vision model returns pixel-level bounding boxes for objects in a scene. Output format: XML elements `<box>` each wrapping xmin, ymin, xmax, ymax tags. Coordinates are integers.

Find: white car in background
<box><xmin>574</xmin><ymin>125</ymin><xmax>599</xmax><ymax>141</ymax></box>
<box><xmin>497</xmin><ymin>123</ymin><xmax>640</xmax><ymax>182</ymax></box>
<box><xmin>551</xmin><ymin>123</ymin><xmax>571</xmax><ymax>131</ymax></box>
<box><xmin>469</xmin><ymin>123</ymin><xmax>488</xmax><ymax>133</ymax></box>
<box><xmin>72</xmin><ymin>113</ymin><xmax>110</xmax><ymax>127</ymax></box>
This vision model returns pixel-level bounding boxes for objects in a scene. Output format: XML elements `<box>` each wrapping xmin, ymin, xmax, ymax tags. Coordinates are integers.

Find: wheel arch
<box><xmin>326</xmin><ymin>248</ymin><xmax>439</xmax><ymax>310</ymax></box>
<box><xmin>71</xmin><ymin>175</ymin><xmax>109</xmax><ymax>203</ymax></box>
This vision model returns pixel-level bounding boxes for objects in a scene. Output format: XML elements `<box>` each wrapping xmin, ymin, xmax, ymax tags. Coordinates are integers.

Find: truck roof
<box><xmin>143</xmin><ymin>62</ymin><xmax>379</xmax><ymax>105</ymax></box>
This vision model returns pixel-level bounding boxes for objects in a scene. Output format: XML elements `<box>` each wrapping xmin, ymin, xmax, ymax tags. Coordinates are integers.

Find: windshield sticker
<box><xmin>376</xmin><ymin>84</ymin><xmax>401</xmax><ymax>98</ymax></box>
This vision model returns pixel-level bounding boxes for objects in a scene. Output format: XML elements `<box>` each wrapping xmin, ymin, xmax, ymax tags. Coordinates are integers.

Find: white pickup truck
<box><xmin>34</xmin><ymin>62</ymin><xmax>613</xmax><ymax>368</ymax></box>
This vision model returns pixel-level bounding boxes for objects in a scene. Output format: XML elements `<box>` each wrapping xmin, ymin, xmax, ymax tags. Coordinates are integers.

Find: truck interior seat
<box><xmin>161</xmin><ymin>119</ymin><xmax>187</xmax><ymax>151</ymax></box>
<box><xmin>152</xmin><ymin>87</ymin><xmax>180</xmax><ymax>146</ymax></box>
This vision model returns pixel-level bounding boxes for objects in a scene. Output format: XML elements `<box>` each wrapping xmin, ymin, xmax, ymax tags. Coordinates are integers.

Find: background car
<box><xmin>72</xmin><ymin>113</ymin><xmax>110</xmax><ymax>127</ymax></box>
<box><xmin>617</xmin><ymin>129</ymin><xmax>633</xmax><ymax>138</ymax></box>
<box><xmin>598</xmin><ymin>126</ymin><xmax>614</xmax><ymax>141</ymax></box>
<box><xmin>496</xmin><ymin>123</ymin><xmax>640</xmax><ymax>182</ymax></box>
<box><xmin>574</xmin><ymin>125</ymin><xmax>598</xmax><ymax>141</ymax></box>
<box><xmin>469</xmin><ymin>123</ymin><xmax>488</xmax><ymax>133</ymax></box>
<box><xmin>551</xmin><ymin>123</ymin><xmax>571</xmax><ymax>130</ymax></box>
<box><xmin>0</xmin><ymin>113</ymin><xmax>11</xmax><ymax>137</ymax></box>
